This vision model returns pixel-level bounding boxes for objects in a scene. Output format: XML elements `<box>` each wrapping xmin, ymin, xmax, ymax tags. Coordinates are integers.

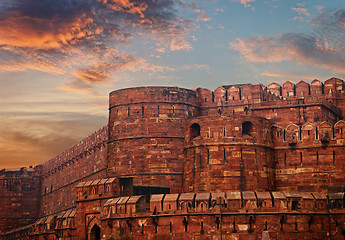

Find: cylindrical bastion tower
<box><xmin>107</xmin><ymin>87</ymin><xmax>199</xmax><ymax>193</ymax></box>
<box><xmin>183</xmin><ymin>115</ymin><xmax>275</xmax><ymax>192</ymax></box>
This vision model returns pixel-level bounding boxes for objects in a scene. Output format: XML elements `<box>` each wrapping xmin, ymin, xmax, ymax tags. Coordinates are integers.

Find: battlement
<box><xmin>4</xmin><ymin>188</ymin><xmax>344</xmax><ymax>240</ymax></box>
<box><xmin>101</xmin><ymin>191</ymin><xmax>331</xmax><ymax>217</ymax></box>
<box><xmin>196</xmin><ymin>78</ymin><xmax>345</xmax><ymax>105</ymax></box>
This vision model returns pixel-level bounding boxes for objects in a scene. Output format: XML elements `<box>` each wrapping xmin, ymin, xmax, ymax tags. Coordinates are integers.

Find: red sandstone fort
<box><xmin>1</xmin><ymin>77</ymin><xmax>345</xmax><ymax>239</ymax></box>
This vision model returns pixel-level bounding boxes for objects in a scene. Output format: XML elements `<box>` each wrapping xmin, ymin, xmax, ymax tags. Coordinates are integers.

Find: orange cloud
<box><xmin>98</xmin><ymin>0</ymin><xmax>148</xmax><ymax>18</ymax></box>
<box><xmin>0</xmin><ymin>0</ymin><xmax>195</xmax><ymax>78</ymax></box>
<box><xmin>0</xmin><ymin>116</ymin><xmax>106</xmax><ymax>168</ymax></box>
<box><xmin>0</xmin><ymin>12</ymin><xmax>94</xmax><ymax>49</ymax></box>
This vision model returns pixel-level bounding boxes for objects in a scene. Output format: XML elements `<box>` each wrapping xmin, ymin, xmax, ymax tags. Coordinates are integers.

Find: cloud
<box><xmin>233</xmin><ymin>0</ymin><xmax>255</xmax><ymax>8</ymax></box>
<box><xmin>181</xmin><ymin>64</ymin><xmax>211</xmax><ymax>72</ymax></box>
<box><xmin>261</xmin><ymin>71</ymin><xmax>318</xmax><ymax>82</ymax></box>
<box><xmin>291</xmin><ymin>7</ymin><xmax>310</xmax><ymax>21</ymax></box>
<box><xmin>60</xmin><ymin>57</ymin><xmax>174</xmax><ymax>96</ymax></box>
<box><xmin>122</xmin><ymin>58</ymin><xmax>175</xmax><ymax>72</ymax></box>
<box><xmin>0</xmin><ymin>115</ymin><xmax>106</xmax><ymax>168</ymax></box>
<box><xmin>194</xmin><ymin>8</ymin><xmax>211</xmax><ymax>22</ymax></box>
<box><xmin>0</xmin><ymin>0</ymin><xmax>196</xmax><ymax>92</ymax></box>
<box><xmin>314</xmin><ymin>5</ymin><xmax>324</xmax><ymax>14</ymax></box>
<box><xmin>230</xmin><ymin>9</ymin><xmax>345</xmax><ymax>74</ymax></box>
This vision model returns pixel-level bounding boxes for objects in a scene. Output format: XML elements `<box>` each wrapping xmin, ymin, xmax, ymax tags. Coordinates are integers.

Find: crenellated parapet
<box><xmin>195</xmin><ymin>78</ymin><xmax>344</xmax><ymax>124</ymax></box>
<box><xmin>5</xmin><ymin>188</ymin><xmax>345</xmax><ymax>240</ymax></box>
<box><xmin>76</xmin><ymin>178</ymin><xmax>120</xmax><ymax>201</ymax></box>
<box><xmin>100</xmin><ymin>191</ymin><xmax>331</xmax><ymax>218</ymax></box>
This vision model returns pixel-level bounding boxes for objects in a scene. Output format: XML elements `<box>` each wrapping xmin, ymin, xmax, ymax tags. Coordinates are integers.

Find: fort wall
<box><xmin>39</xmin><ymin>126</ymin><xmax>108</xmax><ymax>216</ymax></box>
<box><xmin>2</xmin><ymin>77</ymin><xmax>345</xmax><ymax>239</ymax></box>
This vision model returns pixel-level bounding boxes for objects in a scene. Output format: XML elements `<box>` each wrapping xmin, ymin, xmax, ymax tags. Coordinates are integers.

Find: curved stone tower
<box><xmin>107</xmin><ymin>87</ymin><xmax>199</xmax><ymax>193</ymax></box>
<box><xmin>183</xmin><ymin>115</ymin><xmax>275</xmax><ymax>192</ymax></box>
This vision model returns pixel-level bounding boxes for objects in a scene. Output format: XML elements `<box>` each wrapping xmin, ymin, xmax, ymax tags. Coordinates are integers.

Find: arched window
<box><xmin>190</xmin><ymin>123</ymin><xmax>201</xmax><ymax>139</ymax></box>
<box><xmin>242</xmin><ymin>121</ymin><xmax>253</xmax><ymax>136</ymax></box>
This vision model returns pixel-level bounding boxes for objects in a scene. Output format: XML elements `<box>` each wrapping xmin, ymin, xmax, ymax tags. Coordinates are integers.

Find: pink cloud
<box><xmin>262</xmin><ymin>71</ymin><xmax>318</xmax><ymax>82</ymax></box>
<box><xmin>292</xmin><ymin>7</ymin><xmax>310</xmax><ymax>16</ymax></box>
<box><xmin>233</xmin><ymin>0</ymin><xmax>256</xmax><ymax>8</ymax></box>
<box><xmin>230</xmin><ymin>9</ymin><xmax>345</xmax><ymax>74</ymax></box>
<box><xmin>194</xmin><ymin>8</ymin><xmax>211</xmax><ymax>22</ymax></box>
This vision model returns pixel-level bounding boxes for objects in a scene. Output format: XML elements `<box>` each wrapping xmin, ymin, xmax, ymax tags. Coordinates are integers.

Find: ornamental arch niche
<box><xmin>319</xmin><ymin>121</ymin><xmax>332</xmax><ymax>141</ymax></box>
<box><xmin>301</xmin><ymin>123</ymin><xmax>316</xmax><ymax>141</ymax></box>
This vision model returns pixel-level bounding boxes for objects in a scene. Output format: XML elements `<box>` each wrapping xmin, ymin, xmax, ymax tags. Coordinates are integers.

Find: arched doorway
<box><xmin>90</xmin><ymin>224</ymin><xmax>101</xmax><ymax>240</ymax></box>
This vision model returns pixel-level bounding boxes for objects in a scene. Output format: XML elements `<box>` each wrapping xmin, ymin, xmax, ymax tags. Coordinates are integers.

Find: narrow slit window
<box><xmin>200</xmin><ymin>152</ymin><xmax>202</xmax><ymax>167</ymax></box>
<box><xmin>223</xmin><ymin>148</ymin><xmax>227</xmax><ymax>164</ymax></box>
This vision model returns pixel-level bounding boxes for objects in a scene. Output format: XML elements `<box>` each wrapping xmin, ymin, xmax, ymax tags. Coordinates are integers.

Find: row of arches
<box><xmin>274</xmin><ymin>120</ymin><xmax>345</xmax><ymax>142</ymax></box>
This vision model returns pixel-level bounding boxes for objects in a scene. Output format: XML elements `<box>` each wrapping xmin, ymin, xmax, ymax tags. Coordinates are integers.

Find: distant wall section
<box><xmin>0</xmin><ymin>167</ymin><xmax>41</xmax><ymax>233</ymax></box>
<box><xmin>39</xmin><ymin>126</ymin><xmax>108</xmax><ymax>216</ymax></box>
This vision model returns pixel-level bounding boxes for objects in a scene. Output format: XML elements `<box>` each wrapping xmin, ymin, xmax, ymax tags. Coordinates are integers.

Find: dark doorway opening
<box><xmin>90</xmin><ymin>225</ymin><xmax>101</xmax><ymax>240</ymax></box>
<box><xmin>190</xmin><ymin>123</ymin><xmax>201</xmax><ymax>139</ymax></box>
<box><xmin>242</xmin><ymin>121</ymin><xmax>253</xmax><ymax>136</ymax></box>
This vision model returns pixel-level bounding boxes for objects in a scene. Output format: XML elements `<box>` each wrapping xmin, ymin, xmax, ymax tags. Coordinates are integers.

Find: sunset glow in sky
<box><xmin>1</xmin><ymin>0</ymin><xmax>345</xmax><ymax>168</ymax></box>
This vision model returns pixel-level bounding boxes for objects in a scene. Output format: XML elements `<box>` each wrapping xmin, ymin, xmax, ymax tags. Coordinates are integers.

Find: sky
<box><xmin>1</xmin><ymin>0</ymin><xmax>345</xmax><ymax>168</ymax></box>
